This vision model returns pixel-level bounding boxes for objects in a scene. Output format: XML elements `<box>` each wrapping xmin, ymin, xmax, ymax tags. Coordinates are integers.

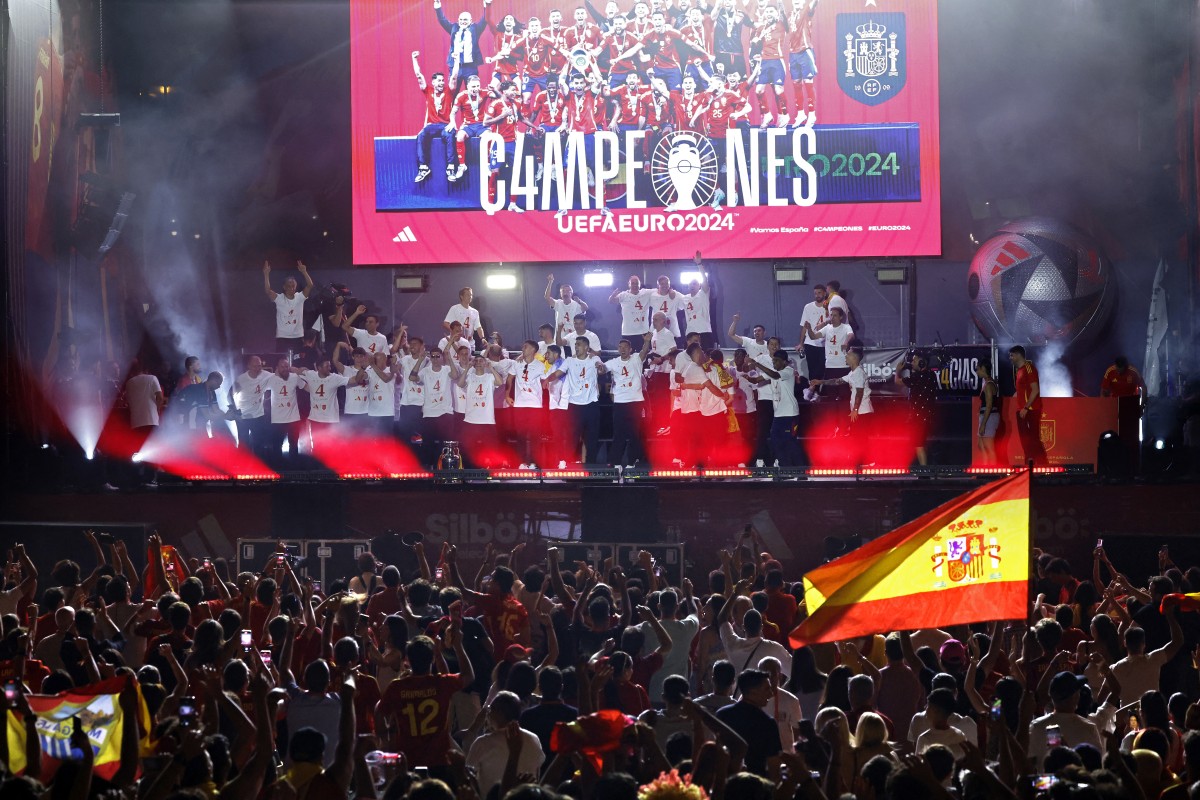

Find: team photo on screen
<box><xmin>351</xmin><ymin>0</ymin><xmax>940</xmax><ymax>263</ymax></box>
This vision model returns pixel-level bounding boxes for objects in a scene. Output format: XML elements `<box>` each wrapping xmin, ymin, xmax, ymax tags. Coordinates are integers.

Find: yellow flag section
<box><xmin>6</xmin><ymin>676</ymin><xmax>147</xmax><ymax>781</ymax></box>
<box><xmin>790</xmin><ymin>471</ymin><xmax>1030</xmax><ymax>647</ymax></box>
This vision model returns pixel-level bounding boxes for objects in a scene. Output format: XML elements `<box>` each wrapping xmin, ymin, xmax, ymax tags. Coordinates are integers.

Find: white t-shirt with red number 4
<box><xmin>508</xmin><ymin>359</ymin><xmax>549</xmax><ymax>409</ymax></box>
<box><xmin>266</xmin><ymin>373</ymin><xmax>306</xmax><ymax>423</ymax></box>
<box><xmin>649</xmin><ymin>291</ymin><xmax>685</xmax><ymax>337</ymax></box>
<box><xmin>464</xmin><ymin>370</ymin><xmax>501</xmax><ymax>424</ymax></box>
<box><xmin>604</xmin><ymin>355</ymin><xmax>645</xmax><ymax>403</ymax></box>
<box><xmin>563</xmin><ymin>356</ymin><xmax>602</xmax><ymax>405</ymax></box>
<box><xmin>617</xmin><ymin>289</ymin><xmax>654</xmax><ymax>335</ymax></box>
<box><xmin>233</xmin><ymin>371</ymin><xmax>272</xmax><ymax>419</ymax></box>
<box><xmin>445</xmin><ymin>304</ymin><xmax>481</xmax><ymax>337</ymax></box>
<box><xmin>818</xmin><ymin>323</ymin><xmax>853</xmax><ymax>369</ymax></box>
<box><xmin>367</xmin><ymin>368</ymin><xmax>393</xmax><ymax>417</ymax></box>
<box><xmin>683</xmin><ymin>287</ymin><xmax>711</xmax><ymax>334</ymax></box>
<box><xmin>419</xmin><ymin>367</ymin><xmax>455</xmax><ymax>418</ymax></box>
<box><xmin>305</xmin><ymin>372</ymin><xmax>350</xmax><ymax>423</ymax></box>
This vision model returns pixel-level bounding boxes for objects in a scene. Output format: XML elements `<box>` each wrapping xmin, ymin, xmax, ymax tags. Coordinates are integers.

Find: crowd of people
<box><xmin>1</xmin><ymin>525</ymin><xmax>1199</xmax><ymax>799</ymax></box>
<box><xmin>123</xmin><ymin>256</ymin><xmax>963</xmax><ymax>473</ymax></box>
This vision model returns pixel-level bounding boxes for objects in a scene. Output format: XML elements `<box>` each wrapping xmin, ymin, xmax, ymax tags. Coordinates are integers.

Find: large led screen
<box><xmin>351</xmin><ymin>0</ymin><xmax>940</xmax><ymax>264</ymax></box>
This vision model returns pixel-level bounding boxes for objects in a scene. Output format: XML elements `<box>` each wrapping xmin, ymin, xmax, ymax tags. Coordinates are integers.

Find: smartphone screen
<box><xmin>311</xmin><ymin>580</ymin><xmax>322</xmax><ymax>593</ymax></box>
<box><xmin>239</xmin><ymin>629</ymin><xmax>253</xmax><ymax>649</ymax></box>
<box><xmin>260</xmin><ymin>650</ymin><xmax>272</xmax><ymax>667</ymax></box>
<box><xmin>3</xmin><ymin>682</ymin><xmax>17</xmax><ymax>702</ymax></box>
<box><xmin>179</xmin><ymin>696</ymin><xmax>197</xmax><ymax>727</ymax></box>
<box><xmin>1045</xmin><ymin>725</ymin><xmax>1062</xmax><ymax>749</ymax></box>
<box><xmin>990</xmin><ymin>699</ymin><xmax>1003</xmax><ymax>721</ymax></box>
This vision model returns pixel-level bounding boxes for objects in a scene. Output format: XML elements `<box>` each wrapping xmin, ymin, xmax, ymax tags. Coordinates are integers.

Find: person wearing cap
<box><xmin>1029</xmin><ymin>671</ymin><xmax>1104</xmax><ymax>771</ymax></box>
<box><xmin>913</xmin><ymin>689</ymin><xmax>968</xmax><ymax>759</ymax></box>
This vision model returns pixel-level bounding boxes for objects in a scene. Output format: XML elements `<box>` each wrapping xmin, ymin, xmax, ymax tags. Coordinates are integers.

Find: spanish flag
<box><xmin>790</xmin><ymin>471</ymin><xmax>1030</xmax><ymax>647</ymax></box>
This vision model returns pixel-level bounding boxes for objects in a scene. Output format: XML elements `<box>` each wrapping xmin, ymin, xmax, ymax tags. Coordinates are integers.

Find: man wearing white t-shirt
<box><xmin>230</xmin><ymin>355</ymin><xmax>272</xmax><ymax>456</ymax></box>
<box><xmin>549</xmin><ymin>338</ymin><xmax>609</xmax><ymax>465</ymax></box>
<box><xmin>825</xmin><ymin>280</ymin><xmax>849</xmax><ymax>326</ymax></box>
<box><xmin>263</xmin><ymin>260</ymin><xmax>313</xmax><ymax>352</ymax></box>
<box><xmin>542</xmin><ymin>345</ymin><xmax>568</xmax><ymax>467</ymax></box>
<box><xmin>265</xmin><ymin>360</ymin><xmax>307</xmax><ymax>459</ymax></box>
<box><xmin>645</xmin><ymin>312</ymin><xmax>678</xmax><ymax>436</ymax></box>
<box><xmin>396</xmin><ymin>336</ymin><xmax>429</xmax><ymax>447</ymax></box>
<box><xmin>125</xmin><ymin>362</ymin><xmax>164</xmax><ymax>485</ymax></box>
<box><xmin>756</xmin><ymin>351</ymin><xmax>802</xmax><ymax>466</ymax></box>
<box><xmin>300</xmin><ymin>348</ymin><xmax>351</xmax><ymax>454</ymax></box>
<box><xmin>679</xmin><ymin>345</ymin><xmax>732</xmax><ymax>467</ymax></box>
<box><xmin>365</xmin><ymin>352</ymin><xmax>395</xmax><ymax>435</ymax></box>
<box><xmin>444</xmin><ymin>287</ymin><xmax>485</xmax><ymax>344</ymax></box>
<box><xmin>342</xmin><ymin>308</ymin><xmax>389</xmax><ymax>357</ymax></box>
<box><xmin>457</xmin><ymin>354</ymin><xmax>506</xmax><ymax>466</ymax></box>
<box><xmin>410</xmin><ymin>343</ymin><xmax>458</xmax><ymax>466</ymax></box>
<box><xmin>604</xmin><ymin>334</ymin><xmax>651</xmax><ymax>467</ymax></box>
<box><xmin>682</xmin><ymin>255</ymin><xmax>713</xmax><ymax>349</ymax></box>
<box><xmin>760</xmin><ymin>656</ymin><xmax>803</xmax><ymax>754</ymax></box>
<box><xmin>796</xmin><ymin>284</ymin><xmax>828</xmax><ymax>380</ymax></box>
<box><xmin>340</xmin><ymin>347</ymin><xmax>373</xmax><ymax>430</ymax></box>
<box><xmin>676</xmin><ymin>343</ymin><xmax>718</xmax><ymax>467</ymax></box>
<box><xmin>559</xmin><ymin>315</ymin><xmax>602</xmax><ymax>357</ymax></box>
<box><xmin>536</xmin><ymin>324</ymin><xmax>557</xmax><ymax>357</ymax></box>
<box><xmin>437</xmin><ymin>320</ymin><xmax>473</xmax><ymax>355</ymax></box>
<box><xmin>507</xmin><ymin>341</ymin><xmax>551</xmax><ymax>468</ymax></box>
<box><xmin>609</xmin><ymin>275</ymin><xmax>655</xmax><ymax>336</ymax></box>
<box><xmin>727</xmin><ymin>314</ymin><xmax>773</xmax><ymax>465</ymax></box>
<box><xmin>803</xmin><ymin>306</ymin><xmax>854</xmax><ymax>380</ymax></box>
<box><xmin>729</xmin><ymin>349</ymin><xmax>760</xmax><ymax>463</ymax></box>
<box><xmin>647</xmin><ymin>275</ymin><xmax>685</xmax><ymax>339</ymax></box>
<box><xmin>545</xmin><ymin>273</ymin><xmax>590</xmax><ymax>339</ymax></box>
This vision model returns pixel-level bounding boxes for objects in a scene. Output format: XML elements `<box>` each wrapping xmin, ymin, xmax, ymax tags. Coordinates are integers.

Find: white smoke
<box><xmin>1037</xmin><ymin>340</ymin><xmax>1073</xmax><ymax>397</ymax></box>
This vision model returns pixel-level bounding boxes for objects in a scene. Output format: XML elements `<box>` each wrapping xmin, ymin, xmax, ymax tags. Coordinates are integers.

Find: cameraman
<box><xmin>895</xmin><ymin>351</ymin><xmax>939</xmax><ymax>466</ymax></box>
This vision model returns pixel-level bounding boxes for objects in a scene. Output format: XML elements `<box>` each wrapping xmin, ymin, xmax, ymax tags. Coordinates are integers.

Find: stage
<box><xmin>4</xmin><ymin>474</ymin><xmax>1198</xmax><ymax>588</ymax></box>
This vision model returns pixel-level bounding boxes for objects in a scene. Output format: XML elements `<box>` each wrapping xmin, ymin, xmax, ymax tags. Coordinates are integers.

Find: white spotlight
<box><xmin>583</xmin><ymin>270</ymin><xmax>613</xmax><ymax>288</ymax></box>
<box><xmin>486</xmin><ymin>272</ymin><xmax>518</xmax><ymax>290</ymax></box>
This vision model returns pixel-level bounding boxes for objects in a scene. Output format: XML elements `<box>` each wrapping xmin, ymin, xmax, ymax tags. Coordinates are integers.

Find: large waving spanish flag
<box><xmin>790</xmin><ymin>471</ymin><xmax>1030</xmax><ymax>647</ymax></box>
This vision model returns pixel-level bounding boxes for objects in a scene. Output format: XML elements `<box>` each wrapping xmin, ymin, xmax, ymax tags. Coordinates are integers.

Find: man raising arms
<box><xmin>263</xmin><ymin>260</ymin><xmax>313</xmax><ymax>353</ymax></box>
<box><xmin>545</xmin><ymin>272</ymin><xmax>590</xmax><ymax>338</ymax></box>
<box><xmin>411</xmin><ymin>52</ymin><xmax>454</xmax><ymax>183</ymax></box>
<box><xmin>610</xmin><ymin>274</ymin><xmax>655</xmax><ymax>337</ymax></box>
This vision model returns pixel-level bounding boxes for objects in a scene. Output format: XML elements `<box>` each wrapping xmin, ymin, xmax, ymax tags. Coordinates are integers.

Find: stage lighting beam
<box><xmin>486</xmin><ymin>271</ymin><xmax>518</xmax><ymax>290</ymax></box>
<box><xmin>583</xmin><ymin>270</ymin><xmax>613</xmax><ymax>288</ymax></box>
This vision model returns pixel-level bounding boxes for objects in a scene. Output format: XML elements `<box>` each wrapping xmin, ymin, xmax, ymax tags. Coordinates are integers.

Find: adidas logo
<box><xmin>393</xmin><ymin>226</ymin><xmax>417</xmax><ymax>243</ymax></box>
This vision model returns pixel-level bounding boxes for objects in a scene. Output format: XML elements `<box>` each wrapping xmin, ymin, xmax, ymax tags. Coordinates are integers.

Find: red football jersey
<box><xmin>679</xmin><ymin>19</ymin><xmax>715</xmax><ymax>65</ymax></box>
<box><xmin>564</xmin><ymin>22</ymin><xmax>602</xmax><ymax>51</ymax></box>
<box><xmin>755</xmin><ymin>21</ymin><xmax>787</xmax><ymax>60</ymax></box>
<box><xmin>454</xmin><ymin>91</ymin><xmax>488</xmax><ymax>125</ymax></box>
<box><xmin>641</xmin><ymin>90</ymin><xmax>672</xmax><ymax>129</ymax></box>
<box><xmin>788</xmin><ymin>6</ymin><xmax>815</xmax><ymax>52</ymax></box>
<box><xmin>673</xmin><ymin>90</ymin><xmax>709</xmax><ymax>132</ymax></box>
<box><xmin>492</xmin><ymin>31</ymin><xmax>527</xmax><ymax>74</ymax></box>
<box><xmin>704</xmin><ymin>91</ymin><xmax>739</xmax><ymax>137</ymax></box>
<box><xmin>546</xmin><ymin>26</ymin><xmax>571</xmax><ymax>71</ymax></box>
<box><xmin>487</xmin><ymin>97</ymin><xmax>522</xmax><ymax>141</ymax></box>
<box><xmin>422</xmin><ymin>84</ymin><xmax>453</xmax><ymax>126</ymax></box>
<box><xmin>377</xmin><ymin>673</ymin><xmax>463</xmax><ymax>766</ymax></box>
<box><xmin>642</xmin><ymin>27</ymin><xmax>684</xmax><ymax>70</ymax></box>
<box><xmin>610</xmin><ymin>85</ymin><xmax>646</xmax><ymax>125</ymax></box>
<box><xmin>1015</xmin><ymin>363</ymin><xmax>1044</xmax><ymax>413</ymax></box>
<box><xmin>474</xmin><ymin>593</ymin><xmax>529</xmax><ymax>659</ymax></box>
<box><xmin>524</xmin><ymin>33</ymin><xmax>556</xmax><ymax>78</ymax></box>
<box><xmin>601</xmin><ymin>31</ymin><xmax>641</xmax><ymax>76</ymax></box>
<box><xmin>528</xmin><ymin>89</ymin><xmax>567</xmax><ymax>127</ymax></box>
<box><xmin>564</xmin><ymin>91</ymin><xmax>602</xmax><ymax>134</ymax></box>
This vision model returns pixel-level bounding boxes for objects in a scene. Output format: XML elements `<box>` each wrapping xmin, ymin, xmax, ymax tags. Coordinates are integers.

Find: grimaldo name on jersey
<box><xmin>478</xmin><ymin>127</ymin><xmax>819</xmax><ymax>218</ymax></box>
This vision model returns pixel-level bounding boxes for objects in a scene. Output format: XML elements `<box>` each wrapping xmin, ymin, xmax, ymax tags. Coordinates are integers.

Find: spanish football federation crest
<box><xmin>836</xmin><ymin>13</ymin><xmax>906</xmax><ymax>106</ymax></box>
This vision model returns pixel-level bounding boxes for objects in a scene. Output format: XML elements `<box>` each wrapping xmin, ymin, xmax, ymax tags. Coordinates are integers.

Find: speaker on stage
<box><xmin>581</xmin><ymin>485</ymin><xmax>660</xmax><ymax>543</ymax></box>
<box><xmin>271</xmin><ymin>484</ymin><xmax>346</xmax><ymax>539</ymax></box>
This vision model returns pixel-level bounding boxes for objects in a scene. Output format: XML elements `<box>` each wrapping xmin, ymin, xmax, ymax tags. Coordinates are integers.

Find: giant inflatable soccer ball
<box><xmin>967</xmin><ymin>217</ymin><xmax>1115</xmax><ymax>346</ymax></box>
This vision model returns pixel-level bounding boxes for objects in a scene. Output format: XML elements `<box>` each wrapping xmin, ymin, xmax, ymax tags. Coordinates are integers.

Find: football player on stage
<box><xmin>444</xmin><ymin>286</ymin><xmax>486</xmax><ymax>345</ymax></box>
<box><xmin>750</xmin><ymin>5</ymin><xmax>791</xmax><ymax>127</ymax></box>
<box><xmin>301</xmin><ymin>347</ymin><xmax>351</xmax><ymax>454</ymax></box>
<box><xmin>411</xmin><ymin>52</ymin><xmax>454</xmax><ymax>184</ymax></box>
<box><xmin>647</xmin><ymin>274</ymin><xmax>685</xmax><ymax>340</ymax></box>
<box><xmin>787</xmin><ymin>0</ymin><xmax>818</xmax><ymax>126</ymax></box>
<box><xmin>526</xmin><ymin>70</ymin><xmax>566</xmax><ymax>182</ymax></box>
<box><xmin>434</xmin><ymin>0</ymin><xmax>493</xmax><ymax>93</ymax></box>
<box><xmin>683</xmin><ymin>251</ymin><xmax>714</xmax><ymax>349</ymax></box>
<box><xmin>507</xmin><ymin>340</ymin><xmax>551</xmax><ymax>468</ymax></box>
<box><xmin>559</xmin><ymin>70</ymin><xmax>608</xmax><ymax>217</ymax></box>
<box><xmin>482</xmin><ymin>79</ymin><xmax>528</xmax><ymax>213</ymax></box>
<box><xmin>1009</xmin><ymin>345</ymin><xmax>1048</xmax><ymax>466</ymax></box>
<box><xmin>610</xmin><ymin>275</ymin><xmax>655</xmax><ymax>336</ymax></box>
<box><xmin>410</xmin><ymin>342</ymin><xmax>458</xmax><ymax>466</ymax></box>
<box><xmin>605</xmin><ymin>333</ymin><xmax>653</xmax><ymax>467</ymax></box>
<box><xmin>447</xmin><ymin>75</ymin><xmax>489</xmax><ymax>183</ymax></box>
<box><xmin>545</xmin><ymin>273</ymin><xmax>590</xmax><ymax>339</ymax></box>
<box><xmin>486</xmin><ymin>14</ymin><xmax>528</xmax><ymax>96</ymax></box>
<box><xmin>711</xmin><ymin>0</ymin><xmax>749</xmax><ymax>77</ymax></box>
<box><xmin>657</xmin><ymin>74</ymin><xmax>709</xmax><ymax>135</ymax></box>
<box><xmin>545</xmin><ymin>10</ymin><xmax>571</xmax><ymax>77</ymax></box>
<box><xmin>678</xmin><ymin>6</ymin><xmax>716</xmax><ymax>85</ymax></box>
<box><xmin>702</xmin><ymin>73</ymin><xmax>743</xmax><ymax>208</ymax></box>
<box><xmin>548</xmin><ymin>338</ymin><xmax>609</xmax><ymax>465</ymax></box>
<box><xmin>522</xmin><ymin>17</ymin><xmax>555</xmax><ymax>102</ymax></box>
<box><xmin>457</xmin><ymin>353</ymin><xmax>507</xmax><ymax>466</ymax></box>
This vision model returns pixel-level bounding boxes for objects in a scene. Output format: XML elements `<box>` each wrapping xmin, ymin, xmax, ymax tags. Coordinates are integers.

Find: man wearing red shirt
<box><xmin>483</xmin><ymin>79</ymin><xmax>527</xmax><ymax>213</ymax></box>
<box><xmin>608</xmin><ymin>72</ymin><xmax>647</xmax><ymax>134</ymax></box>
<box><xmin>564</xmin><ymin>7</ymin><xmax>603</xmax><ymax>53</ymax></box>
<box><xmin>750</xmin><ymin>5</ymin><xmax>790</xmax><ymax>126</ymax></box>
<box><xmin>670</xmin><ymin>74</ymin><xmax>710</xmax><ymax>133</ymax></box>
<box><xmin>545</xmin><ymin>10</ymin><xmax>571</xmax><ymax>75</ymax></box>
<box><xmin>522</xmin><ymin>17</ymin><xmax>557</xmax><ymax>100</ymax></box>
<box><xmin>636</xmin><ymin>12</ymin><xmax>685</xmax><ymax>90</ymax></box>
<box><xmin>451</xmin><ymin>554</ymin><xmax>531</xmax><ymax>659</ymax></box>
<box><xmin>375</xmin><ymin>629</ymin><xmax>474</xmax><ymax>774</ymax></box>
<box><xmin>1100</xmin><ymin>356</ymin><xmax>1145</xmax><ymax>398</ymax></box>
<box><xmin>365</xmin><ymin>566</ymin><xmax>404</xmax><ymax>623</ymax></box>
<box><xmin>762</xmin><ymin>570</ymin><xmax>797</xmax><ymax>643</ymax></box>
<box><xmin>411</xmin><ymin>51</ymin><xmax>454</xmax><ymax>184</ymax></box>
<box><xmin>678</xmin><ymin>7</ymin><xmax>715</xmax><ymax>85</ymax></box>
<box><xmin>1009</xmin><ymin>346</ymin><xmax>1047</xmax><ymax>466</ymax></box>
<box><xmin>787</xmin><ymin>0</ymin><xmax>818</xmax><ymax>126</ymax></box>
<box><xmin>448</xmin><ymin>75</ymin><xmax>489</xmax><ymax>182</ymax></box>
<box><xmin>528</xmin><ymin>78</ymin><xmax>567</xmax><ymax>133</ymax></box>
<box><xmin>487</xmin><ymin>14</ymin><xmax>527</xmax><ymax>91</ymax></box>
<box><xmin>599</xmin><ymin>15</ymin><xmax>641</xmax><ymax>89</ymax></box>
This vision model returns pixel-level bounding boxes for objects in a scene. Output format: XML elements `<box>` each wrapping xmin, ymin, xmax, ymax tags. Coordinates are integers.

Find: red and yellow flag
<box><xmin>790</xmin><ymin>471</ymin><xmax>1030</xmax><ymax>647</ymax></box>
<box><xmin>6</xmin><ymin>675</ymin><xmax>149</xmax><ymax>781</ymax></box>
